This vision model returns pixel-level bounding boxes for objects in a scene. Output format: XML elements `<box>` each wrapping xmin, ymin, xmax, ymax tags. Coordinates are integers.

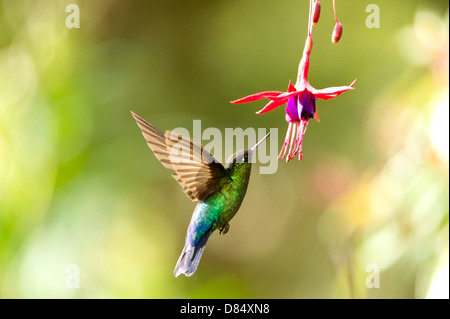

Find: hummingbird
<box><xmin>131</xmin><ymin>111</ymin><xmax>270</xmax><ymax>277</ymax></box>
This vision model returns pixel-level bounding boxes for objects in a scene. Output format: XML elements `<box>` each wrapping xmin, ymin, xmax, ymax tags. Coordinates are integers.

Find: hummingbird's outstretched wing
<box><xmin>131</xmin><ymin>111</ymin><xmax>231</xmax><ymax>202</ymax></box>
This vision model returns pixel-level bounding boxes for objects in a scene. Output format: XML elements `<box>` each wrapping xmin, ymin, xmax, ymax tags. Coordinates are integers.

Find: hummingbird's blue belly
<box><xmin>186</xmin><ymin>202</ymin><xmax>220</xmax><ymax>247</ymax></box>
<box><xmin>186</xmin><ymin>189</ymin><xmax>243</xmax><ymax>247</ymax></box>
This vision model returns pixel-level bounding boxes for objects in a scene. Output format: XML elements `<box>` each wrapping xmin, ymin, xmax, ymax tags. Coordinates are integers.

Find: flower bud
<box><xmin>332</xmin><ymin>22</ymin><xmax>343</xmax><ymax>43</ymax></box>
<box><xmin>312</xmin><ymin>0</ymin><xmax>321</xmax><ymax>25</ymax></box>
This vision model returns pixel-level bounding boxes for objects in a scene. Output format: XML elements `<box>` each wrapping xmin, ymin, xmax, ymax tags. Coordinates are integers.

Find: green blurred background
<box><xmin>0</xmin><ymin>0</ymin><xmax>448</xmax><ymax>298</ymax></box>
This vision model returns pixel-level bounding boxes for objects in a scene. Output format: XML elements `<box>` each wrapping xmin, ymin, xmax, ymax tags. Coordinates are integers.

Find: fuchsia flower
<box><xmin>231</xmin><ymin>0</ymin><xmax>356</xmax><ymax>161</ymax></box>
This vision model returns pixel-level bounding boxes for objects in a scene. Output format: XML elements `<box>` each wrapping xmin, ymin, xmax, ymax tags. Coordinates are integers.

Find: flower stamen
<box><xmin>292</xmin><ymin>121</ymin><xmax>303</xmax><ymax>156</ymax></box>
<box><xmin>287</xmin><ymin>121</ymin><xmax>298</xmax><ymax>161</ymax></box>
<box><xmin>278</xmin><ymin>121</ymin><xmax>293</xmax><ymax>159</ymax></box>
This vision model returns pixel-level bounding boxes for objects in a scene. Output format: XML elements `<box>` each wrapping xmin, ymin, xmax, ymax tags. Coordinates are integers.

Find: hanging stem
<box><xmin>297</xmin><ymin>0</ymin><xmax>315</xmax><ymax>85</ymax></box>
<box><xmin>333</xmin><ymin>0</ymin><xmax>338</xmax><ymax>23</ymax></box>
<box><xmin>308</xmin><ymin>0</ymin><xmax>314</xmax><ymax>37</ymax></box>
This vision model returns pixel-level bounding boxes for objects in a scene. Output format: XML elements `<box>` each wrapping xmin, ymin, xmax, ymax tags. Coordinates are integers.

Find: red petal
<box><xmin>256</xmin><ymin>99</ymin><xmax>287</xmax><ymax>114</ymax></box>
<box><xmin>314</xmin><ymin>109</ymin><xmax>320</xmax><ymax>122</ymax></box>
<box><xmin>311</xmin><ymin>78</ymin><xmax>357</xmax><ymax>100</ymax></box>
<box><xmin>287</xmin><ymin>80</ymin><xmax>296</xmax><ymax>92</ymax></box>
<box><xmin>270</xmin><ymin>90</ymin><xmax>302</xmax><ymax>102</ymax></box>
<box><xmin>230</xmin><ymin>91</ymin><xmax>284</xmax><ymax>104</ymax></box>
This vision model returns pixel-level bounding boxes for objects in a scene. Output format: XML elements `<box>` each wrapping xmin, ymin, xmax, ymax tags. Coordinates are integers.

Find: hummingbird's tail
<box><xmin>174</xmin><ymin>232</ymin><xmax>211</xmax><ymax>277</ymax></box>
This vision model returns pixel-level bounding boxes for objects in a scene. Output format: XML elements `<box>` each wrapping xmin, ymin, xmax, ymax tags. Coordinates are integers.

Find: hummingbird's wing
<box><xmin>132</xmin><ymin>112</ymin><xmax>231</xmax><ymax>202</ymax></box>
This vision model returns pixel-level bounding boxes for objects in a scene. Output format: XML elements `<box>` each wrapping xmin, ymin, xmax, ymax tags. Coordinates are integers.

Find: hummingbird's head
<box><xmin>225</xmin><ymin>132</ymin><xmax>271</xmax><ymax>165</ymax></box>
<box><xmin>227</xmin><ymin>149</ymin><xmax>251</xmax><ymax>165</ymax></box>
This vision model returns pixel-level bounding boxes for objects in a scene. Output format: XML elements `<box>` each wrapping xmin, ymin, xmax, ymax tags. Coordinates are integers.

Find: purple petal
<box><xmin>297</xmin><ymin>91</ymin><xmax>316</xmax><ymax>120</ymax></box>
<box><xmin>285</xmin><ymin>96</ymin><xmax>301</xmax><ymax>122</ymax></box>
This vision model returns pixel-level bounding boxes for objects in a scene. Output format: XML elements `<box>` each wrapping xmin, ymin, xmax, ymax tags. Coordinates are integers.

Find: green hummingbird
<box><xmin>131</xmin><ymin>111</ymin><xmax>270</xmax><ymax>277</ymax></box>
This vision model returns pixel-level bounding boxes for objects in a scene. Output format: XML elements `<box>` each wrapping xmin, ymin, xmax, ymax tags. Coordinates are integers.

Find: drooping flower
<box><xmin>231</xmin><ymin>0</ymin><xmax>356</xmax><ymax>161</ymax></box>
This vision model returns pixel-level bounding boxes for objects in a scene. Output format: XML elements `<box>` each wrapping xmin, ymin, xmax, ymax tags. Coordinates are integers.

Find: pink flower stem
<box><xmin>308</xmin><ymin>0</ymin><xmax>313</xmax><ymax>37</ymax></box>
<box><xmin>333</xmin><ymin>0</ymin><xmax>339</xmax><ymax>23</ymax></box>
<box><xmin>296</xmin><ymin>0</ymin><xmax>315</xmax><ymax>87</ymax></box>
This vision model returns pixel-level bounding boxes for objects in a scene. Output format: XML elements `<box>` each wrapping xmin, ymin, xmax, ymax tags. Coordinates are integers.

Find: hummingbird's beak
<box><xmin>250</xmin><ymin>132</ymin><xmax>271</xmax><ymax>153</ymax></box>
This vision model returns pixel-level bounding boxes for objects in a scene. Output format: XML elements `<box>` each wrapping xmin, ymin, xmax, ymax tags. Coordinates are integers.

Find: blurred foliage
<box><xmin>0</xmin><ymin>0</ymin><xmax>448</xmax><ymax>298</ymax></box>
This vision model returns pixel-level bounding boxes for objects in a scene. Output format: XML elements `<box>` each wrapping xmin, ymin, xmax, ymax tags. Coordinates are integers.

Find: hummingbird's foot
<box><xmin>219</xmin><ymin>223</ymin><xmax>230</xmax><ymax>235</ymax></box>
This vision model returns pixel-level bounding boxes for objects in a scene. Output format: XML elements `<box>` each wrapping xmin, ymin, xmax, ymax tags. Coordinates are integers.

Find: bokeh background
<box><xmin>0</xmin><ymin>0</ymin><xmax>448</xmax><ymax>298</ymax></box>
